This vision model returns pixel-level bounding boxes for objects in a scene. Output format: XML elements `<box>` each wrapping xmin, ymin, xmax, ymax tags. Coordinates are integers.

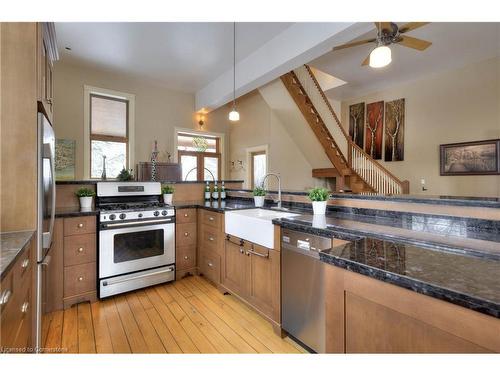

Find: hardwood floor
<box><xmin>42</xmin><ymin>275</ymin><xmax>306</xmax><ymax>354</ymax></box>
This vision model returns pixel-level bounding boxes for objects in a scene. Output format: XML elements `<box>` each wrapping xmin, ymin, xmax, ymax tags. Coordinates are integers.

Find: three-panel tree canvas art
<box><xmin>348</xmin><ymin>99</ymin><xmax>405</xmax><ymax>162</ymax></box>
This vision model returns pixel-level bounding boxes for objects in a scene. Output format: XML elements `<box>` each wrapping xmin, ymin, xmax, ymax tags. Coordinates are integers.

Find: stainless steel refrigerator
<box><xmin>36</xmin><ymin>112</ymin><xmax>56</xmax><ymax>350</ymax></box>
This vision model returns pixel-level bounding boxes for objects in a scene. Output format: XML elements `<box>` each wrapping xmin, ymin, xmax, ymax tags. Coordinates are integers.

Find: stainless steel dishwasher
<box><xmin>281</xmin><ymin>228</ymin><xmax>332</xmax><ymax>353</ymax></box>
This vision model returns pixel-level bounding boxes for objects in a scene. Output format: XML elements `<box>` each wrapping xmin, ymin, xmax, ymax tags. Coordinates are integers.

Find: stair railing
<box><xmin>293</xmin><ymin>64</ymin><xmax>409</xmax><ymax>195</ymax></box>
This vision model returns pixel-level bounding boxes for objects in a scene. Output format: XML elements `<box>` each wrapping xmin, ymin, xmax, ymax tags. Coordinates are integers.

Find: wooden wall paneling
<box><xmin>0</xmin><ymin>22</ymin><xmax>38</xmax><ymax>232</ymax></box>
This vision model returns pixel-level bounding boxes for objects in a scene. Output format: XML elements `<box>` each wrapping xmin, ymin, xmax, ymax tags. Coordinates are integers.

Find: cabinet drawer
<box><xmin>176</xmin><ymin>208</ymin><xmax>197</xmax><ymax>224</ymax></box>
<box><xmin>64</xmin><ymin>262</ymin><xmax>96</xmax><ymax>297</ymax></box>
<box><xmin>200</xmin><ymin>227</ymin><xmax>220</xmax><ymax>253</ymax></box>
<box><xmin>176</xmin><ymin>223</ymin><xmax>197</xmax><ymax>247</ymax></box>
<box><xmin>13</xmin><ymin>245</ymin><xmax>33</xmax><ymax>292</ymax></box>
<box><xmin>200</xmin><ymin>251</ymin><xmax>220</xmax><ymax>285</ymax></box>
<box><xmin>64</xmin><ymin>233</ymin><xmax>96</xmax><ymax>266</ymax></box>
<box><xmin>201</xmin><ymin>210</ymin><xmax>221</xmax><ymax>229</ymax></box>
<box><xmin>176</xmin><ymin>245</ymin><xmax>196</xmax><ymax>270</ymax></box>
<box><xmin>64</xmin><ymin>216</ymin><xmax>96</xmax><ymax>236</ymax></box>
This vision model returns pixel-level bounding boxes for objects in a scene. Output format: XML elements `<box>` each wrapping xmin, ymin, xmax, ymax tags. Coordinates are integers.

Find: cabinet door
<box><xmin>246</xmin><ymin>245</ymin><xmax>280</xmax><ymax>321</ymax></box>
<box><xmin>221</xmin><ymin>236</ymin><xmax>248</xmax><ymax>297</ymax></box>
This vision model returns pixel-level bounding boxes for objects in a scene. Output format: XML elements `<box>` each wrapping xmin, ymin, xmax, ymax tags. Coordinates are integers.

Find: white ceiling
<box><xmin>310</xmin><ymin>22</ymin><xmax>500</xmax><ymax>101</ymax></box>
<box><xmin>55</xmin><ymin>22</ymin><xmax>293</xmax><ymax>93</ymax></box>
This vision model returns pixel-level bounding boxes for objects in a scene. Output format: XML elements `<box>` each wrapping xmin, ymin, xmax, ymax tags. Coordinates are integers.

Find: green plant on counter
<box><xmin>308</xmin><ymin>187</ymin><xmax>330</xmax><ymax>202</ymax></box>
<box><xmin>117</xmin><ymin>167</ymin><xmax>134</xmax><ymax>181</ymax></box>
<box><xmin>75</xmin><ymin>187</ymin><xmax>95</xmax><ymax>198</ymax></box>
<box><xmin>253</xmin><ymin>186</ymin><xmax>266</xmax><ymax>196</ymax></box>
<box><xmin>161</xmin><ymin>185</ymin><xmax>174</xmax><ymax>194</ymax></box>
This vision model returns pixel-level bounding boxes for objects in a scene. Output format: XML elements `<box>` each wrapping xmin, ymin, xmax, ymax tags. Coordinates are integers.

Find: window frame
<box><xmin>89</xmin><ymin>93</ymin><xmax>129</xmax><ymax>179</ymax></box>
<box><xmin>83</xmin><ymin>85</ymin><xmax>135</xmax><ymax>179</ymax></box>
<box><xmin>178</xmin><ymin>134</ymin><xmax>221</xmax><ymax>181</ymax></box>
<box><xmin>174</xmin><ymin>128</ymin><xmax>226</xmax><ymax>181</ymax></box>
<box><xmin>245</xmin><ymin>145</ymin><xmax>269</xmax><ymax>189</ymax></box>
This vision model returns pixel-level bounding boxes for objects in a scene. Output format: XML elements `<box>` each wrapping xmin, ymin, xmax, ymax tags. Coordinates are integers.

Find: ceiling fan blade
<box><xmin>361</xmin><ymin>54</ymin><xmax>370</xmax><ymax>66</ymax></box>
<box><xmin>374</xmin><ymin>22</ymin><xmax>392</xmax><ymax>33</ymax></box>
<box><xmin>398</xmin><ymin>35</ymin><xmax>432</xmax><ymax>51</ymax></box>
<box><xmin>399</xmin><ymin>22</ymin><xmax>429</xmax><ymax>34</ymax></box>
<box><xmin>333</xmin><ymin>38</ymin><xmax>376</xmax><ymax>51</ymax></box>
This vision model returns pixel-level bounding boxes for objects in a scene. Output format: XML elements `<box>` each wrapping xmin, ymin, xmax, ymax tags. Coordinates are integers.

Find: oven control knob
<box><xmin>109</xmin><ymin>214</ymin><xmax>116</xmax><ymax>221</ymax></box>
<box><xmin>138</xmin><ymin>213</ymin><xmax>143</xmax><ymax>218</ymax></box>
<box><xmin>154</xmin><ymin>211</ymin><xmax>160</xmax><ymax>217</ymax></box>
<box><xmin>119</xmin><ymin>213</ymin><xmax>126</xmax><ymax>220</ymax></box>
<box><xmin>161</xmin><ymin>210</ymin><xmax>168</xmax><ymax>216</ymax></box>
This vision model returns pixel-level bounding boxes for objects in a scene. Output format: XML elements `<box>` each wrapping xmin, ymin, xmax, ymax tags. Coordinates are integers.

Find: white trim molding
<box><xmin>245</xmin><ymin>144</ymin><xmax>269</xmax><ymax>190</ymax></box>
<box><xmin>83</xmin><ymin>85</ymin><xmax>135</xmax><ymax>179</ymax></box>
<box><xmin>173</xmin><ymin>127</ymin><xmax>226</xmax><ymax>180</ymax></box>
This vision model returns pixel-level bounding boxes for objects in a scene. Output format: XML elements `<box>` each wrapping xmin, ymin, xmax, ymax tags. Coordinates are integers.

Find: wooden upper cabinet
<box><xmin>37</xmin><ymin>22</ymin><xmax>58</xmax><ymax>124</ymax></box>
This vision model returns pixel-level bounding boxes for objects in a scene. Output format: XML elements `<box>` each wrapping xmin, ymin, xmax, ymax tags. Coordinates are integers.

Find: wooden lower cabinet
<box><xmin>0</xmin><ymin>236</ymin><xmax>36</xmax><ymax>352</ymax></box>
<box><xmin>221</xmin><ymin>233</ymin><xmax>280</xmax><ymax>326</ymax></box>
<box><xmin>325</xmin><ymin>264</ymin><xmax>500</xmax><ymax>353</ymax></box>
<box><xmin>175</xmin><ymin>209</ymin><xmax>198</xmax><ymax>279</ymax></box>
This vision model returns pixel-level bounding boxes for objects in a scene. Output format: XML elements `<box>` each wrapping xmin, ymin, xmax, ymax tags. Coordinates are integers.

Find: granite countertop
<box><xmin>55</xmin><ymin>206</ymin><xmax>99</xmax><ymax>218</ymax></box>
<box><xmin>0</xmin><ymin>230</ymin><xmax>35</xmax><ymax>279</ymax></box>
<box><xmin>320</xmin><ymin>237</ymin><xmax>500</xmax><ymax>318</ymax></box>
<box><xmin>171</xmin><ymin>199</ymin><xmax>257</xmax><ymax>213</ymax></box>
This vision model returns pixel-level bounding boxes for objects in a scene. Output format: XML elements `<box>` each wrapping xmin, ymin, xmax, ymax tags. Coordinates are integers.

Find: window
<box><xmin>177</xmin><ymin>133</ymin><xmax>221</xmax><ymax>181</ymax></box>
<box><xmin>89</xmin><ymin>94</ymin><xmax>129</xmax><ymax>178</ymax></box>
<box><xmin>251</xmin><ymin>151</ymin><xmax>267</xmax><ymax>188</ymax></box>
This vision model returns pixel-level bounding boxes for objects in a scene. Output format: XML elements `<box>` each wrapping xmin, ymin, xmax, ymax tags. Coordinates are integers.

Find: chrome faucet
<box><xmin>261</xmin><ymin>173</ymin><xmax>283</xmax><ymax>209</ymax></box>
<box><xmin>185</xmin><ymin>167</ymin><xmax>215</xmax><ymax>182</ymax></box>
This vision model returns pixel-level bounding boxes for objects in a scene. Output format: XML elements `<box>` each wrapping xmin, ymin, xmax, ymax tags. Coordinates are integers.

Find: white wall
<box><xmin>340</xmin><ymin>57</ymin><xmax>500</xmax><ymax>197</ymax></box>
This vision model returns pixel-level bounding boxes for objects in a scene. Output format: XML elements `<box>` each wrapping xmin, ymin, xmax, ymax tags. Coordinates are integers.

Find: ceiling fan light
<box><xmin>369</xmin><ymin>45</ymin><xmax>392</xmax><ymax>68</ymax></box>
<box><xmin>229</xmin><ymin>109</ymin><xmax>240</xmax><ymax>122</ymax></box>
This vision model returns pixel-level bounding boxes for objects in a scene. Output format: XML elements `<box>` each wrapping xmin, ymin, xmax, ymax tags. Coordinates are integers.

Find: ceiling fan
<box><xmin>333</xmin><ymin>22</ymin><xmax>432</xmax><ymax>68</ymax></box>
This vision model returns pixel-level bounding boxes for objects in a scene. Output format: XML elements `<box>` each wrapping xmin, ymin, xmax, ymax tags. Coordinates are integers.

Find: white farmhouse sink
<box><xmin>225</xmin><ymin>209</ymin><xmax>299</xmax><ymax>248</ymax></box>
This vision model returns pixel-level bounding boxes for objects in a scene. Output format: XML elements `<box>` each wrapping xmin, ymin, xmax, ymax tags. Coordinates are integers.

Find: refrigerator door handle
<box><xmin>42</xmin><ymin>143</ymin><xmax>56</xmax><ymax>250</ymax></box>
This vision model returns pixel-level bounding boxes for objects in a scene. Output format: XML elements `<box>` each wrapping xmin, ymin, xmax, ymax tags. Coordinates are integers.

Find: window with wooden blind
<box><xmin>177</xmin><ymin>133</ymin><xmax>221</xmax><ymax>181</ymax></box>
<box><xmin>90</xmin><ymin>94</ymin><xmax>129</xmax><ymax>178</ymax></box>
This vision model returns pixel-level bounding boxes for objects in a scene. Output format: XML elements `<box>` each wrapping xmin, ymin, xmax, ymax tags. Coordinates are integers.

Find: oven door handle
<box><xmin>102</xmin><ymin>267</ymin><xmax>175</xmax><ymax>286</ymax></box>
<box><xmin>101</xmin><ymin>218</ymin><xmax>174</xmax><ymax>229</ymax></box>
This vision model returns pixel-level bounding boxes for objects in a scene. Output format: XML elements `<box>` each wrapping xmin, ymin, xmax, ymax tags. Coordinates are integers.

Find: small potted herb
<box><xmin>75</xmin><ymin>187</ymin><xmax>95</xmax><ymax>209</ymax></box>
<box><xmin>117</xmin><ymin>167</ymin><xmax>134</xmax><ymax>181</ymax></box>
<box><xmin>253</xmin><ymin>186</ymin><xmax>266</xmax><ymax>207</ymax></box>
<box><xmin>162</xmin><ymin>185</ymin><xmax>174</xmax><ymax>205</ymax></box>
<box><xmin>308</xmin><ymin>187</ymin><xmax>330</xmax><ymax>215</ymax></box>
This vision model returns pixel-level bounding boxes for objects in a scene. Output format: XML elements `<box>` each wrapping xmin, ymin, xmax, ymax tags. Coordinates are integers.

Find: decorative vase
<box><xmin>254</xmin><ymin>196</ymin><xmax>265</xmax><ymax>207</ymax></box>
<box><xmin>79</xmin><ymin>196</ymin><xmax>93</xmax><ymax>209</ymax></box>
<box><xmin>163</xmin><ymin>193</ymin><xmax>173</xmax><ymax>205</ymax></box>
<box><xmin>312</xmin><ymin>214</ymin><xmax>327</xmax><ymax>229</ymax></box>
<box><xmin>151</xmin><ymin>140</ymin><xmax>159</xmax><ymax>181</ymax></box>
<box><xmin>312</xmin><ymin>201</ymin><xmax>327</xmax><ymax>215</ymax></box>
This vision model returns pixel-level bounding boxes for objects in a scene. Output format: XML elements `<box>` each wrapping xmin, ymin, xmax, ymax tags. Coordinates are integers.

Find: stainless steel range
<box><xmin>97</xmin><ymin>182</ymin><xmax>175</xmax><ymax>298</ymax></box>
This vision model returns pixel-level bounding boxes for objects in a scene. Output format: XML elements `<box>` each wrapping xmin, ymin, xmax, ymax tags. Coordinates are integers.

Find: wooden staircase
<box><xmin>281</xmin><ymin>65</ymin><xmax>409</xmax><ymax>194</ymax></box>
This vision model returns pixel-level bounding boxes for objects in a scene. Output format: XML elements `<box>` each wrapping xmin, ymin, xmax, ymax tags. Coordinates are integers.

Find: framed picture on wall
<box><xmin>440</xmin><ymin>139</ymin><xmax>500</xmax><ymax>176</ymax></box>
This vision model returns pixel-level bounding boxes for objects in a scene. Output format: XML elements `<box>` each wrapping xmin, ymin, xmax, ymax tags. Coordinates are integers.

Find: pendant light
<box><xmin>228</xmin><ymin>22</ymin><xmax>240</xmax><ymax>122</ymax></box>
<box><xmin>369</xmin><ymin>22</ymin><xmax>392</xmax><ymax>68</ymax></box>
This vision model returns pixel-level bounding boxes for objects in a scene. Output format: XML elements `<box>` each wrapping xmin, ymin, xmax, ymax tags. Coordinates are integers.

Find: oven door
<box><xmin>99</xmin><ymin>219</ymin><xmax>175</xmax><ymax>279</ymax></box>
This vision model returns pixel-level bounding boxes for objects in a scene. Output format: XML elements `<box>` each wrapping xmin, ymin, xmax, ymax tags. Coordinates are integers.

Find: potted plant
<box><xmin>162</xmin><ymin>185</ymin><xmax>174</xmax><ymax>205</ymax></box>
<box><xmin>253</xmin><ymin>186</ymin><xmax>266</xmax><ymax>207</ymax></box>
<box><xmin>308</xmin><ymin>187</ymin><xmax>330</xmax><ymax>215</ymax></box>
<box><xmin>75</xmin><ymin>187</ymin><xmax>95</xmax><ymax>209</ymax></box>
<box><xmin>117</xmin><ymin>167</ymin><xmax>134</xmax><ymax>181</ymax></box>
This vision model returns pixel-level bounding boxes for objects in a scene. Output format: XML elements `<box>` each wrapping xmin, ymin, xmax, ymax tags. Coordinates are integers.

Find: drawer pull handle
<box><xmin>184</xmin><ymin>256</ymin><xmax>189</xmax><ymax>260</ymax></box>
<box><xmin>78</xmin><ymin>247</ymin><xmax>84</xmax><ymax>253</ymax></box>
<box><xmin>246</xmin><ymin>249</ymin><xmax>269</xmax><ymax>258</ymax></box>
<box><xmin>207</xmin><ymin>262</ymin><xmax>213</xmax><ymax>267</ymax></box>
<box><xmin>184</xmin><ymin>232</ymin><xmax>189</xmax><ymax>237</ymax></box>
<box><xmin>78</xmin><ymin>276</ymin><xmax>84</xmax><ymax>282</ymax></box>
<box><xmin>21</xmin><ymin>259</ymin><xmax>30</xmax><ymax>269</ymax></box>
<box><xmin>208</xmin><ymin>217</ymin><xmax>214</xmax><ymax>221</ymax></box>
<box><xmin>184</xmin><ymin>213</ymin><xmax>188</xmax><ymax>217</ymax></box>
<box><xmin>78</xmin><ymin>223</ymin><xmax>84</xmax><ymax>228</ymax></box>
<box><xmin>21</xmin><ymin>302</ymin><xmax>29</xmax><ymax>314</ymax></box>
<box><xmin>0</xmin><ymin>290</ymin><xmax>12</xmax><ymax>305</ymax></box>
<box><xmin>209</xmin><ymin>237</ymin><xmax>214</xmax><ymax>241</ymax></box>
